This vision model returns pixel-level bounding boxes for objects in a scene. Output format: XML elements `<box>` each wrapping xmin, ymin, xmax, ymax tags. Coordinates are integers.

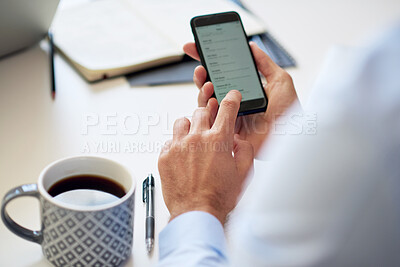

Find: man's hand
<box><xmin>158</xmin><ymin>91</ymin><xmax>254</xmax><ymax>225</ymax></box>
<box><xmin>183</xmin><ymin>42</ymin><xmax>300</xmax><ymax>155</ymax></box>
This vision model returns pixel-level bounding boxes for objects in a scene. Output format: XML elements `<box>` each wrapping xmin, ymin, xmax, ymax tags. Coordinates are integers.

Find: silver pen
<box><xmin>142</xmin><ymin>174</ymin><xmax>155</xmax><ymax>253</ymax></box>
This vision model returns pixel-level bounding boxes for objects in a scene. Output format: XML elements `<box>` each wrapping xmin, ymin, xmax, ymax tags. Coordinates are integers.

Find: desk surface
<box><xmin>1</xmin><ymin>0</ymin><xmax>399</xmax><ymax>266</ymax></box>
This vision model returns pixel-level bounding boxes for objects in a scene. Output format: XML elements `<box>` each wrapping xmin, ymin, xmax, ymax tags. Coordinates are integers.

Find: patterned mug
<box><xmin>1</xmin><ymin>156</ymin><xmax>135</xmax><ymax>267</ymax></box>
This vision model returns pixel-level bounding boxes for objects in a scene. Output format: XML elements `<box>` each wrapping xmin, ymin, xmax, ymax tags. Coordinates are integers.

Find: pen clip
<box><xmin>142</xmin><ymin>178</ymin><xmax>148</xmax><ymax>203</ymax></box>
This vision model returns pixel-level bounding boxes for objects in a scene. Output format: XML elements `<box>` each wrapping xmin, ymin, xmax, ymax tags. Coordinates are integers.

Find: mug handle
<box><xmin>1</xmin><ymin>184</ymin><xmax>43</xmax><ymax>244</ymax></box>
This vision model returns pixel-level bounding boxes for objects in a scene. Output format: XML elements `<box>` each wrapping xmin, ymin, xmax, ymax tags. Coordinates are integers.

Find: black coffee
<box><xmin>48</xmin><ymin>174</ymin><xmax>126</xmax><ymax>199</ymax></box>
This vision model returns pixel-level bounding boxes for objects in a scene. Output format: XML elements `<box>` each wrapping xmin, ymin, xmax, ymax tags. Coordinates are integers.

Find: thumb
<box><xmin>249</xmin><ymin>42</ymin><xmax>280</xmax><ymax>81</ymax></box>
<box><xmin>233</xmin><ymin>134</ymin><xmax>254</xmax><ymax>179</ymax></box>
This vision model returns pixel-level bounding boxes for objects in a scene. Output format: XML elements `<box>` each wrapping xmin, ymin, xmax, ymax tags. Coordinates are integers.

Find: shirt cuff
<box><xmin>159</xmin><ymin>211</ymin><xmax>227</xmax><ymax>260</ymax></box>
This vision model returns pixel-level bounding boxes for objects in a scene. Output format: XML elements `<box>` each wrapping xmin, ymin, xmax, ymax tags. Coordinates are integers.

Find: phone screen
<box><xmin>195</xmin><ymin>21</ymin><xmax>264</xmax><ymax>104</ymax></box>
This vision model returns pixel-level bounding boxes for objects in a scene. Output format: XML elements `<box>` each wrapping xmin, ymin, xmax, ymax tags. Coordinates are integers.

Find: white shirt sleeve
<box><xmin>228</xmin><ymin>23</ymin><xmax>400</xmax><ymax>267</ymax></box>
<box><xmin>157</xmin><ymin>211</ymin><xmax>228</xmax><ymax>267</ymax></box>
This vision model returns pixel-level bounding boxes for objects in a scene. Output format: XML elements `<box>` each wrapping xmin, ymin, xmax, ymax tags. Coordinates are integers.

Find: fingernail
<box><xmin>205</xmin><ymin>81</ymin><xmax>213</xmax><ymax>87</ymax></box>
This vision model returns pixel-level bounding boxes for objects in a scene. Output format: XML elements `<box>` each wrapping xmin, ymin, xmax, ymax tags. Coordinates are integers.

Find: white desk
<box><xmin>1</xmin><ymin>0</ymin><xmax>399</xmax><ymax>266</ymax></box>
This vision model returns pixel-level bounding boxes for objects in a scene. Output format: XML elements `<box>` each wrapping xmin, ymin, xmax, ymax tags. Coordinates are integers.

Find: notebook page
<box><xmin>132</xmin><ymin>0</ymin><xmax>266</xmax><ymax>48</ymax></box>
<box><xmin>52</xmin><ymin>0</ymin><xmax>182</xmax><ymax>71</ymax></box>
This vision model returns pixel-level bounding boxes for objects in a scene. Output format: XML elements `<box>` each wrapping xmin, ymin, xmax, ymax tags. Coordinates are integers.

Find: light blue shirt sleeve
<box><xmin>157</xmin><ymin>211</ymin><xmax>228</xmax><ymax>267</ymax></box>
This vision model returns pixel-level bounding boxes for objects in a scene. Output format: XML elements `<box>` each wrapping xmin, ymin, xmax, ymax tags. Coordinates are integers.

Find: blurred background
<box><xmin>1</xmin><ymin>0</ymin><xmax>400</xmax><ymax>266</ymax></box>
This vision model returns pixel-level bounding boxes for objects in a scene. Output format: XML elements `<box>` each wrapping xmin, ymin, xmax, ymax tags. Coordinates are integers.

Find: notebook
<box><xmin>51</xmin><ymin>0</ymin><xmax>266</xmax><ymax>82</ymax></box>
<box><xmin>127</xmin><ymin>0</ymin><xmax>296</xmax><ymax>86</ymax></box>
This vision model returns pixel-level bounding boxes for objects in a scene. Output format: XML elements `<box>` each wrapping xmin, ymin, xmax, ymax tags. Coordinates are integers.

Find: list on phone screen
<box><xmin>196</xmin><ymin>21</ymin><xmax>263</xmax><ymax>103</ymax></box>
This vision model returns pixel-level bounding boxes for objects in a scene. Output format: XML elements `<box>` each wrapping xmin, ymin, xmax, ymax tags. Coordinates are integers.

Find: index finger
<box><xmin>212</xmin><ymin>90</ymin><xmax>242</xmax><ymax>136</ymax></box>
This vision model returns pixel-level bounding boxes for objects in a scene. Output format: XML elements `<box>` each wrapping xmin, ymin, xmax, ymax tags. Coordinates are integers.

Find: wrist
<box><xmin>169</xmin><ymin>205</ymin><xmax>227</xmax><ymax>225</ymax></box>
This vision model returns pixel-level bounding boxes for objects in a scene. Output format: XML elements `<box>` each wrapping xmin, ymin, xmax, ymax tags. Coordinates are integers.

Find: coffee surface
<box><xmin>48</xmin><ymin>174</ymin><xmax>126</xmax><ymax>201</ymax></box>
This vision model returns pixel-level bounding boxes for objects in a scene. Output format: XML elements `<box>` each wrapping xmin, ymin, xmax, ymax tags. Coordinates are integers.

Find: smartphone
<box><xmin>191</xmin><ymin>11</ymin><xmax>267</xmax><ymax>116</ymax></box>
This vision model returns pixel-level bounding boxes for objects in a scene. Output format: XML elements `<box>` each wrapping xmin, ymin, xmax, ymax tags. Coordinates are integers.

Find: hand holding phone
<box><xmin>188</xmin><ymin>12</ymin><xmax>299</xmax><ymax>154</ymax></box>
<box><xmin>191</xmin><ymin>11</ymin><xmax>268</xmax><ymax>116</ymax></box>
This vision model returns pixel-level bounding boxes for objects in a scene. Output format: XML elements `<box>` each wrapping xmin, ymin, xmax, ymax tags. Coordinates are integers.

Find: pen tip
<box><xmin>146</xmin><ymin>239</ymin><xmax>154</xmax><ymax>254</ymax></box>
<box><xmin>51</xmin><ymin>91</ymin><xmax>56</xmax><ymax>100</ymax></box>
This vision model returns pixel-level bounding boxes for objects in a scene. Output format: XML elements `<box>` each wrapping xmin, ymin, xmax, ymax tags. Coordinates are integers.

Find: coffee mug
<box><xmin>1</xmin><ymin>156</ymin><xmax>135</xmax><ymax>267</ymax></box>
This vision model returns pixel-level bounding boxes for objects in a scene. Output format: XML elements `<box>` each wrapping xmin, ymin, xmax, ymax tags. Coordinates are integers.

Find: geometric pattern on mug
<box><xmin>40</xmin><ymin>195</ymin><xmax>134</xmax><ymax>267</ymax></box>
